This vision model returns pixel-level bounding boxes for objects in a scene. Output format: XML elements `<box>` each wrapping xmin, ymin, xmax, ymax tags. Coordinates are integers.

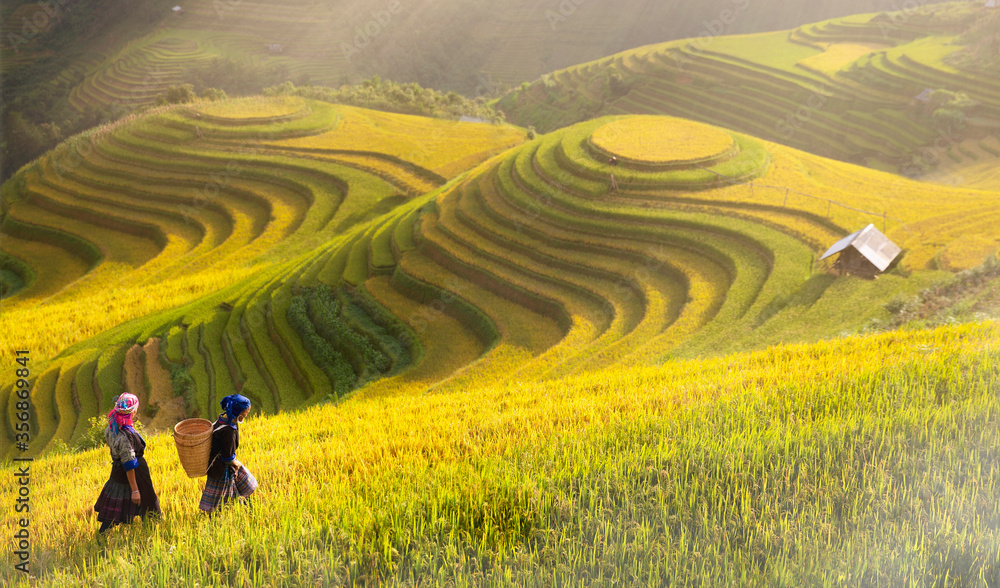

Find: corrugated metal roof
<box><xmin>820</xmin><ymin>224</ymin><xmax>901</xmax><ymax>272</ymax></box>
<box><xmin>819</xmin><ymin>226</ymin><xmax>865</xmax><ymax>260</ymax></box>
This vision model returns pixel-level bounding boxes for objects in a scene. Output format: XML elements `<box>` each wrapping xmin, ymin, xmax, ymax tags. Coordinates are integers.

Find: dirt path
<box><xmin>122</xmin><ymin>339</ymin><xmax>188</xmax><ymax>432</ymax></box>
<box><xmin>123</xmin><ymin>344</ymin><xmax>148</xmax><ymax>422</ymax></box>
<box><xmin>143</xmin><ymin>337</ymin><xmax>187</xmax><ymax>433</ymax></box>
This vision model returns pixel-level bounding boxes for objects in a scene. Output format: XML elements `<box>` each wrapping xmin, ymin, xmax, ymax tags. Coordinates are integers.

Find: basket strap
<box><xmin>204</xmin><ymin>422</ymin><xmax>231</xmax><ymax>473</ymax></box>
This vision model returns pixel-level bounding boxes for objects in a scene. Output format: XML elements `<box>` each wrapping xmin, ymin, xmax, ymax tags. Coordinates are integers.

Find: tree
<box><xmin>928</xmin><ymin>89</ymin><xmax>973</xmax><ymax>133</ymax></box>
<box><xmin>201</xmin><ymin>88</ymin><xmax>228</xmax><ymax>101</ymax></box>
<box><xmin>157</xmin><ymin>84</ymin><xmax>197</xmax><ymax>105</ymax></box>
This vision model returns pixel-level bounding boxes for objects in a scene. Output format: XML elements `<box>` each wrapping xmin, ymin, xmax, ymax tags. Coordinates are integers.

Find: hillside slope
<box><xmin>3</xmin><ymin>99</ymin><xmax>999</xmax><ymax>459</ymax></box>
<box><xmin>1</xmin><ymin>321</ymin><xmax>998</xmax><ymax>586</ymax></box>
<box><xmin>0</xmin><ymin>97</ymin><xmax>525</xmax><ymax>454</ymax></box>
<box><xmin>498</xmin><ymin>2</ymin><xmax>1000</xmax><ymax>174</ymax></box>
<box><xmin>2</xmin><ymin>0</ymin><xmax>967</xmax><ymax>181</ymax></box>
<box><xmin>1</xmin><ymin>0</ymin><xmax>956</xmax><ymax>99</ymax></box>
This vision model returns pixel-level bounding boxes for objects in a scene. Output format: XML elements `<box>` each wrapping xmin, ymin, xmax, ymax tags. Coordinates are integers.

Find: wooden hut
<box><xmin>820</xmin><ymin>224</ymin><xmax>901</xmax><ymax>278</ymax></box>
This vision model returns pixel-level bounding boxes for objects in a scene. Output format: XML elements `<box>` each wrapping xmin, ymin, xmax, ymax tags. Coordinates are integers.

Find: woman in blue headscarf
<box><xmin>199</xmin><ymin>394</ymin><xmax>258</xmax><ymax>513</ymax></box>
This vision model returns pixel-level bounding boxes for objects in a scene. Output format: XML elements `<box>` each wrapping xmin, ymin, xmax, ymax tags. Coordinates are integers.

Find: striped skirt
<box><xmin>199</xmin><ymin>464</ymin><xmax>258</xmax><ymax>513</ymax></box>
<box><xmin>94</xmin><ymin>458</ymin><xmax>160</xmax><ymax>524</ymax></box>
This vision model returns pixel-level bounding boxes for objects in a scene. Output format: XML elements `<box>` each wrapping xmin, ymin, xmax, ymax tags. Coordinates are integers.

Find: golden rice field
<box><xmin>795</xmin><ymin>42</ymin><xmax>891</xmax><ymax>76</ymax></box>
<box><xmin>0</xmin><ymin>99</ymin><xmax>525</xmax><ymax>367</ymax></box>
<box><xmin>2</xmin><ymin>88</ymin><xmax>1000</xmax><ymax>586</ymax></box>
<box><xmin>193</xmin><ymin>96</ymin><xmax>309</xmax><ymax>120</ymax></box>
<box><xmin>920</xmin><ymin>137</ymin><xmax>1000</xmax><ymax>193</ymax></box>
<box><xmin>1</xmin><ymin>321</ymin><xmax>998</xmax><ymax>585</ymax></box>
<box><xmin>3</xmin><ymin>101</ymin><xmax>1000</xmax><ymax>452</ymax></box>
<box><xmin>274</xmin><ymin>106</ymin><xmax>525</xmax><ymax>179</ymax></box>
<box><xmin>589</xmin><ymin>116</ymin><xmax>734</xmax><ymax>164</ymax></box>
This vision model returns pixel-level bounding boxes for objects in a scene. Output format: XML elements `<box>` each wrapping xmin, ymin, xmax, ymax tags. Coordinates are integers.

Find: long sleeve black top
<box><xmin>206</xmin><ymin>419</ymin><xmax>239</xmax><ymax>480</ymax></box>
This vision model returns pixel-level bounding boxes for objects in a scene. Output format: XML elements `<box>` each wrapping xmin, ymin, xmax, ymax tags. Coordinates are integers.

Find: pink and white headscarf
<box><xmin>107</xmin><ymin>393</ymin><xmax>139</xmax><ymax>435</ymax></box>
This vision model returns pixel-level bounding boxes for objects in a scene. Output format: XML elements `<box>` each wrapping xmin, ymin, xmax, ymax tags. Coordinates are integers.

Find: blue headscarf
<box><xmin>219</xmin><ymin>394</ymin><xmax>251</xmax><ymax>428</ymax></box>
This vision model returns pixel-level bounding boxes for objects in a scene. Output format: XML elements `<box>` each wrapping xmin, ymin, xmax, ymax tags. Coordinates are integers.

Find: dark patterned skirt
<box><xmin>94</xmin><ymin>458</ymin><xmax>161</xmax><ymax>524</ymax></box>
<box><xmin>199</xmin><ymin>464</ymin><xmax>258</xmax><ymax>513</ymax></box>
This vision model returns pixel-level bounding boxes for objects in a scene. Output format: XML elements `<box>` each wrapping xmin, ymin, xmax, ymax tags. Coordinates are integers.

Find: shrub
<box><xmin>265</xmin><ymin>78</ymin><xmax>504</xmax><ymax>122</ymax></box>
<box><xmin>201</xmin><ymin>88</ymin><xmax>228</xmax><ymax>102</ymax></box>
<box><xmin>76</xmin><ymin>415</ymin><xmax>145</xmax><ymax>452</ymax></box>
<box><xmin>156</xmin><ymin>84</ymin><xmax>197</xmax><ymax>105</ymax></box>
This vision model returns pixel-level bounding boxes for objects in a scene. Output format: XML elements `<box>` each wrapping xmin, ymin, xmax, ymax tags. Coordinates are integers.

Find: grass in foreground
<box><xmin>2</xmin><ymin>321</ymin><xmax>998</xmax><ymax>586</ymax></box>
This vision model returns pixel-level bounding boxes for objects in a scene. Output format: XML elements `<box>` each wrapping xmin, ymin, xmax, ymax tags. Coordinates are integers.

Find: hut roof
<box><xmin>820</xmin><ymin>224</ymin><xmax>901</xmax><ymax>272</ymax></box>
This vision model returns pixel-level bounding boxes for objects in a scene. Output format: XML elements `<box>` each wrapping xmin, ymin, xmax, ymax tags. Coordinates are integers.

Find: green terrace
<box><xmin>0</xmin><ymin>99</ymin><xmax>525</xmax><ymax>457</ymax></box>
<box><xmin>499</xmin><ymin>4</ymin><xmax>996</xmax><ymax>172</ymax></box>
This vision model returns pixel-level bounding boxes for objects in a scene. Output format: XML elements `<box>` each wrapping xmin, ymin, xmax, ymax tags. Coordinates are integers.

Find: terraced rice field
<box><xmin>918</xmin><ymin>135</ymin><xmax>1000</xmax><ymax>191</ymax></box>
<box><xmin>63</xmin><ymin>0</ymin><xmax>358</xmax><ymax>112</ymax></box>
<box><xmin>0</xmin><ymin>3</ymin><xmax>57</xmax><ymax>72</ymax></box>
<box><xmin>3</xmin><ymin>5</ymin><xmax>1000</xmax><ymax>585</ymax></box>
<box><xmin>499</xmin><ymin>4</ymin><xmax>998</xmax><ymax>174</ymax></box>
<box><xmin>3</xmin><ymin>104</ymin><xmax>998</xmax><ymax>459</ymax></box>
<box><xmin>0</xmin><ymin>97</ymin><xmax>524</xmax><ymax>452</ymax></box>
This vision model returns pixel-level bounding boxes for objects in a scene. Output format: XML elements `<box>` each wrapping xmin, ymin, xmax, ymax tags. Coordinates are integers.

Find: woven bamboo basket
<box><xmin>173</xmin><ymin>418</ymin><xmax>213</xmax><ymax>478</ymax></box>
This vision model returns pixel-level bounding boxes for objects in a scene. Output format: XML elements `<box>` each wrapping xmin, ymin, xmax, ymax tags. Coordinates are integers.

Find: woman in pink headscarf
<box><xmin>93</xmin><ymin>393</ymin><xmax>161</xmax><ymax>533</ymax></box>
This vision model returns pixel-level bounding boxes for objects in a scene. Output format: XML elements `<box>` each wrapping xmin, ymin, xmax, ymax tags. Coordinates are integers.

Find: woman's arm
<box><xmin>126</xmin><ymin>469</ymin><xmax>140</xmax><ymax>504</ymax></box>
<box><xmin>113</xmin><ymin>431</ymin><xmax>141</xmax><ymax>504</ymax></box>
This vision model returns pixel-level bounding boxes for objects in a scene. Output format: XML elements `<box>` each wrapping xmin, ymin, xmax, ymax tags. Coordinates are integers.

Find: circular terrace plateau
<box><xmin>589</xmin><ymin>116</ymin><xmax>736</xmax><ymax>169</ymax></box>
<box><xmin>190</xmin><ymin>96</ymin><xmax>310</xmax><ymax>123</ymax></box>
